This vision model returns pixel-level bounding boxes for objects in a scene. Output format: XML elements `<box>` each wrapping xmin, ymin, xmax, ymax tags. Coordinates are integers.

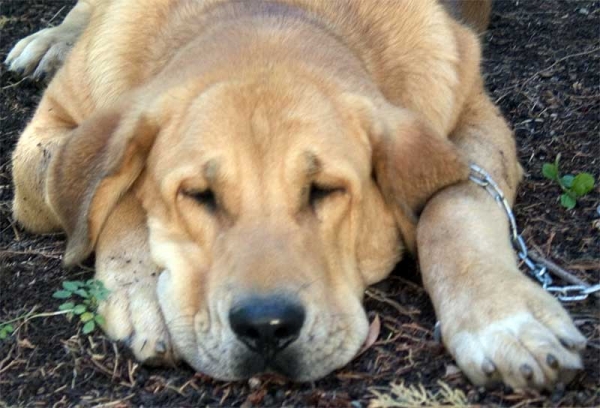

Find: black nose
<box><xmin>229</xmin><ymin>295</ymin><xmax>305</xmax><ymax>356</ymax></box>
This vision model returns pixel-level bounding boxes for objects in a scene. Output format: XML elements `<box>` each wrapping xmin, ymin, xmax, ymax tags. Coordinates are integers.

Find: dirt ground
<box><xmin>0</xmin><ymin>0</ymin><xmax>598</xmax><ymax>407</ymax></box>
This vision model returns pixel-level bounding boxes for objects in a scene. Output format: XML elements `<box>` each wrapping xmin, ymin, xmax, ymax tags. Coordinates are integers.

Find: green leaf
<box><xmin>97</xmin><ymin>291</ymin><xmax>109</xmax><ymax>301</ymax></box>
<box><xmin>73</xmin><ymin>305</ymin><xmax>87</xmax><ymax>315</ymax></box>
<box><xmin>0</xmin><ymin>324</ymin><xmax>14</xmax><ymax>340</ymax></box>
<box><xmin>94</xmin><ymin>315</ymin><xmax>106</xmax><ymax>326</ymax></box>
<box><xmin>80</xmin><ymin>312</ymin><xmax>94</xmax><ymax>322</ymax></box>
<box><xmin>62</xmin><ymin>281</ymin><xmax>80</xmax><ymax>291</ymax></box>
<box><xmin>59</xmin><ymin>302</ymin><xmax>75</xmax><ymax>311</ymax></box>
<box><xmin>89</xmin><ymin>281</ymin><xmax>109</xmax><ymax>301</ymax></box>
<box><xmin>82</xmin><ymin>321</ymin><xmax>95</xmax><ymax>334</ymax></box>
<box><xmin>560</xmin><ymin>175</ymin><xmax>574</xmax><ymax>188</ymax></box>
<box><xmin>74</xmin><ymin>289</ymin><xmax>89</xmax><ymax>298</ymax></box>
<box><xmin>571</xmin><ymin>173</ymin><xmax>595</xmax><ymax>196</ymax></box>
<box><xmin>560</xmin><ymin>193</ymin><xmax>576</xmax><ymax>209</ymax></box>
<box><xmin>542</xmin><ymin>163</ymin><xmax>558</xmax><ymax>180</ymax></box>
<box><xmin>53</xmin><ymin>290</ymin><xmax>72</xmax><ymax>299</ymax></box>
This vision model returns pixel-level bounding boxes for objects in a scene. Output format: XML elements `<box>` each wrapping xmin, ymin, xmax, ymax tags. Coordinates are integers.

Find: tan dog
<box><xmin>7</xmin><ymin>0</ymin><xmax>585</xmax><ymax>389</ymax></box>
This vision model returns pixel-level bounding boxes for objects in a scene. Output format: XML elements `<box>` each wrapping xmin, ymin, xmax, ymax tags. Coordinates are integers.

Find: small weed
<box><xmin>542</xmin><ymin>154</ymin><xmax>595</xmax><ymax>209</ymax></box>
<box><xmin>53</xmin><ymin>279</ymin><xmax>109</xmax><ymax>334</ymax></box>
<box><xmin>0</xmin><ymin>323</ymin><xmax>14</xmax><ymax>340</ymax></box>
<box><xmin>0</xmin><ymin>279</ymin><xmax>109</xmax><ymax>342</ymax></box>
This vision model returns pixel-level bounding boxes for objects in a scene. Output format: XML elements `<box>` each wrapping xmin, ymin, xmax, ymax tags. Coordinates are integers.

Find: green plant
<box><xmin>53</xmin><ymin>279</ymin><xmax>109</xmax><ymax>334</ymax></box>
<box><xmin>542</xmin><ymin>154</ymin><xmax>595</xmax><ymax>209</ymax></box>
<box><xmin>0</xmin><ymin>280</ymin><xmax>108</xmax><ymax>342</ymax></box>
<box><xmin>0</xmin><ymin>323</ymin><xmax>14</xmax><ymax>340</ymax></box>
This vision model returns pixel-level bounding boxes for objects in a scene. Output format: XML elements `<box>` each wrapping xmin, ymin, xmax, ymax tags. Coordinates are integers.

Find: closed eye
<box><xmin>183</xmin><ymin>189</ymin><xmax>217</xmax><ymax>212</ymax></box>
<box><xmin>309</xmin><ymin>183</ymin><xmax>345</xmax><ymax>208</ymax></box>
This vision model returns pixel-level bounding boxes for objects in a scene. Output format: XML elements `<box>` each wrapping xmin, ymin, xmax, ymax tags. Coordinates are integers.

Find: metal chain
<box><xmin>469</xmin><ymin>164</ymin><xmax>600</xmax><ymax>302</ymax></box>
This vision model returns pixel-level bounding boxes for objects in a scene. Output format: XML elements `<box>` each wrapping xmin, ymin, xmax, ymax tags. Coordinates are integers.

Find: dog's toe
<box><xmin>7</xmin><ymin>29</ymin><xmax>54</xmax><ymax>77</ymax></box>
<box><xmin>98</xmin><ymin>276</ymin><xmax>177</xmax><ymax>365</ymax></box>
<box><xmin>6</xmin><ymin>26</ymin><xmax>74</xmax><ymax>79</ymax></box>
<box><xmin>31</xmin><ymin>42</ymin><xmax>71</xmax><ymax>81</ymax></box>
<box><xmin>445</xmin><ymin>288</ymin><xmax>586</xmax><ymax>391</ymax></box>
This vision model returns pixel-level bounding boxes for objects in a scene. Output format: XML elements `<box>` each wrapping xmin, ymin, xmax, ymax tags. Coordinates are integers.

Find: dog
<box><xmin>6</xmin><ymin>0</ymin><xmax>586</xmax><ymax>390</ymax></box>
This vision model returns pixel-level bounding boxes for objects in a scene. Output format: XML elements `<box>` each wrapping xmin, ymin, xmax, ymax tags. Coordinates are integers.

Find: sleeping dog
<box><xmin>7</xmin><ymin>0</ymin><xmax>585</xmax><ymax>390</ymax></box>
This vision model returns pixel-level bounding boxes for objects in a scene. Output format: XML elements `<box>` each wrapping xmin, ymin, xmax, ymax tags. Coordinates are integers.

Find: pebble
<box><xmin>248</xmin><ymin>377</ymin><xmax>261</xmax><ymax>390</ymax></box>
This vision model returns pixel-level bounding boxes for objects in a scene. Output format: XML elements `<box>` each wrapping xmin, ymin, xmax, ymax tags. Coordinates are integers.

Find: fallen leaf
<box><xmin>444</xmin><ymin>364</ymin><xmax>461</xmax><ymax>377</ymax></box>
<box><xmin>248</xmin><ymin>376</ymin><xmax>262</xmax><ymax>390</ymax></box>
<box><xmin>356</xmin><ymin>314</ymin><xmax>381</xmax><ymax>357</ymax></box>
<box><xmin>18</xmin><ymin>338</ymin><xmax>35</xmax><ymax>349</ymax></box>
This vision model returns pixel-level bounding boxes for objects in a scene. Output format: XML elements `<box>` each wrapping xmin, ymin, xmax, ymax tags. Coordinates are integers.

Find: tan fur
<box><xmin>9</xmin><ymin>0</ymin><xmax>585</xmax><ymax>388</ymax></box>
<box><xmin>441</xmin><ymin>0</ymin><xmax>492</xmax><ymax>33</ymax></box>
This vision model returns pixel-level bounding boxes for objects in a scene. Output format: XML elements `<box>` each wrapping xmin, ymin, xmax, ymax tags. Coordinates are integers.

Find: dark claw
<box><xmin>433</xmin><ymin>321</ymin><xmax>442</xmax><ymax>343</ymax></box>
<box><xmin>560</xmin><ymin>336</ymin><xmax>587</xmax><ymax>350</ymax></box>
<box><xmin>482</xmin><ymin>359</ymin><xmax>496</xmax><ymax>377</ymax></box>
<box><xmin>155</xmin><ymin>340</ymin><xmax>167</xmax><ymax>354</ymax></box>
<box><xmin>36</xmin><ymin>71</ymin><xmax>47</xmax><ymax>81</ymax></box>
<box><xmin>123</xmin><ymin>334</ymin><xmax>134</xmax><ymax>347</ymax></box>
<box><xmin>520</xmin><ymin>364</ymin><xmax>534</xmax><ymax>380</ymax></box>
<box><xmin>16</xmin><ymin>67</ymin><xmax>25</xmax><ymax>76</ymax></box>
<box><xmin>546</xmin><ymin>353</ymin><xmax>559</xmax><ymax>369</ymax></box>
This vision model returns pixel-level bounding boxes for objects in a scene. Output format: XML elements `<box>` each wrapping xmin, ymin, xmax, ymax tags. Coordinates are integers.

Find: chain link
<box><xmin>469</xmin><ymin>164</ymin><xmax>600</xmax><ymax>302</ymax></box>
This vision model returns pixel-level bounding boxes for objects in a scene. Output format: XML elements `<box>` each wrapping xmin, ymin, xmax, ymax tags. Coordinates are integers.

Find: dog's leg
<box><xmin>5</xmin><ymin>0</ymin><xmax>98</xmax><ymax>80</ymax></box>
<box><xmin>417</xmin><ymin>86</ymin><xmax>586</xmax><ymax>390</ymax></box>
<box><xmin>11</xmin><ymin>96</ymin><xmax>68</xmax><ymax>233</ymax></box>
<box><xmin>95</xmin><ymin>193</ymin><xmax>176</xmax><ymax>365</ymax></box>
<box><xmin>13</xmin><ymin>98</ymin><xmax>175</xmax><ymax>364</ymax></box>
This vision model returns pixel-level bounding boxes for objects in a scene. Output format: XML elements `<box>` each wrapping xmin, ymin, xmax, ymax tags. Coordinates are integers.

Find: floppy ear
<box><xmin>350</xmin><ymin>96</ymin><xmax>469</xmax><ymax>253</ymax></box>
<box><xmin>47</xmin><ymin>105</ymin><xmax>159</xmax><ymax>265</ymax></box>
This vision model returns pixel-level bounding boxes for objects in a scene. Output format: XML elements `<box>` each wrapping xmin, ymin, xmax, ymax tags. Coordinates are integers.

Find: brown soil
<box><xmin>0</xmin><ymin>1</ymin><xmax>598</xmax><ymax>407</ymax></box>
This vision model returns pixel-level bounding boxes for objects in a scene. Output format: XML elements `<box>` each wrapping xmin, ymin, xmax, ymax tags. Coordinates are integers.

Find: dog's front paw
<box><xmin>5</xmin><ymin>26</ymin><xmax>76</xmax><ymax>80</ymax></box>
<box><xmin>98</xmin><ymin>274</ymin><xmax>178</xmax><ymax>366</ymax></box>
<box><xmin>441</xmin><ymin>280</ymin><xmax>586</xmax><ymax>391</ymax></box>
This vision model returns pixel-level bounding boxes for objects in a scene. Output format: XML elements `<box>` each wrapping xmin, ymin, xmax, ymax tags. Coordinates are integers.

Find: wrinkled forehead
<box><xmin>153</xmin><ymin>80</ymin><xmax>371</xmax><ymax>180</ymax></box>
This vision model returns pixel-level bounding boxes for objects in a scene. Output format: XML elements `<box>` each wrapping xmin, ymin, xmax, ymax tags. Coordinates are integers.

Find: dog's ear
<box><xmin>347</xmin><ymin>95</ymin><xmax>469</xmax><ymax>253</ymax></box>
<box><xmin>47</xmin><ymin>104</ymin><xmax>160</xmax><ymax>265</ymax></box>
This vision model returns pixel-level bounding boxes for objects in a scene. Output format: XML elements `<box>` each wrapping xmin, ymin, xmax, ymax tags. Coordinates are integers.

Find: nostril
<box><xmin>243</xmin><ymin>327</ymin><xmax>260</xmax><ymax>340</ymax></box>
<box><xmin>274</xmin><ymin>326</ymin><xmax>290</xmax><ymax>339</ymax></box>
<box><xmin>229</xmin><ymin>295</ymin><xmax>305</xmax><ymax>355</ymax></box>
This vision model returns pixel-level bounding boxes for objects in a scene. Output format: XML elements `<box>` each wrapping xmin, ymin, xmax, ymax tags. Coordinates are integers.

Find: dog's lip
<box><xmin>236</xmin><ymin>349</ymin><xmax>301</xmax><ymax>379</ymax></box>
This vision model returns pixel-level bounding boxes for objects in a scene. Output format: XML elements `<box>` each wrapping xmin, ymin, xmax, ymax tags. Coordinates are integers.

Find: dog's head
<box><xmin>49</xmin><ymin>71</ymin><xmax>467</xmax><ymax>380</ymax></box>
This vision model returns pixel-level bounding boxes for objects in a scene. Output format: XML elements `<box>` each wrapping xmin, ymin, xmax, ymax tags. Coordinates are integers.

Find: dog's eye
<box><xmin>309</xmin><ymin>183</ymin><xmax>344</xmax><ymax>207</ymax></box>
<box><xmin>184</xmin><ymin>189</ymin><xmax>217</xmax><ymax>211</ymax></box>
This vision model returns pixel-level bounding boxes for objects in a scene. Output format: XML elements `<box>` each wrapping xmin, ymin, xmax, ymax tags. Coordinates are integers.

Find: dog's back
<box><xmin>55</xmin><ymin>0</ymin><xmax>482</xmax><ymax>134</ymax></box>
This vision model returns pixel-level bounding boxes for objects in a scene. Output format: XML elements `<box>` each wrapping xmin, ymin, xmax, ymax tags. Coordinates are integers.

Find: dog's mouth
<box><xmin>238</xmin><ymin>313</ymin><xmax>382</xmax><ymax>379</ymax></box>
<box><xmin>235</xmin><ymin>348</ymin><xmax>303</xmax><ymax>380</ymax></box>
